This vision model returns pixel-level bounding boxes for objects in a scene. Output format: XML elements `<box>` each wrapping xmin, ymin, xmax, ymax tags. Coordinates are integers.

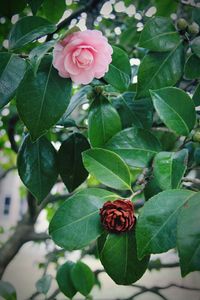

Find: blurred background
<box><xmin>0</xmin><ymin>0</ymin><xmax>200</xmax><ymax>299</ymax></box>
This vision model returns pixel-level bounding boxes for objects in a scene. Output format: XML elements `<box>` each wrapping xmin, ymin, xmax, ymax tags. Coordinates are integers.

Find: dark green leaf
<box><xmin>0</xmin><ymin>281</ymin><xmax>17</xmax><ymax>300</ymax></box>
<box><xmin>49</xmin><ymin>188</ymin><xmax>117</xmax><ymax>250</ymax></box>
<box><xmin>112</xmin><ymin>92</ymin><xmax>153</xmax><ymax>129</ymax></box>
<box><xmin>88</xmin><ymin>95</ymin><xmax>121</xmax><ymax>147</ymax></box>
<box><xmin>154</xmin><ymin>0</ymin><xmax>178</xmax><ymax>17</ymax></box>
<box><xmin>105</xmin><ymin>127</ymin><xmax>161</xmax><ymax>168</ymax></box>
<box><xmin>43</xmin><ymin>0</ymin><xmax>66</xmax><ymax>23</ymax></box>
<box><xmin>29</xmin><ymin>40</ymin><xmax>56</xmax><ymax>72</ymax></box>
<box><xmin>0</xmin><ymin>53</ymin><xmax>26</xmax><ymax>109</ymax></box>
<box><xmin>150</xmin><ymin>87</ymin><xmax>196</xmax><ymax>136</ymax></box>
<box><xmin>64</xmin><ymin>85</ymin><xmax>92</xmax><ymax>118</ymax></box>
<box><xmin>56</xmin><ymin>261</ymin><xmax>77</xmax><ymax>298</ymax></box>
<box><xmin>17</xmin><ymin>134</ymin><xmax>58</xmax><ymax>203</ymax></box>
<box><xmin>119</xmin><ymin>27</ymin><xmax>139</xmax><ymax>51</ymax></box>
<box><xmin>82</xmin><ymin>148</ymin><xmax>131</xmax><ymax>190</ymax></box>
<box><xmin>136</xmin><ymin>43</ymin><xmax>184</xmax><ymax>98</ymax></box>
<box><xmin>27</xmin><ymin>0</ymin><xmax>44</xmax><ymax>15</ymax></box>
<box><xmin>17</xmin><ymin>55</ymin><xmax>72</xmax><ymax>141</ymax></box>
<box><xmin>58</xmin><ymin>133</ymin><xmax>90</xmax><ymax>192</ymax></box>
<box><xmin>193</xmin><ymin>83</ymin><xmax>200</xmax><ymax>106</ymax></box>
<box><xmin>184</xmin><ymin>54</ymin><xmax>200</xmax><ymax>79</ymax></box>
<box><xmin>104</xmin><ymin>46</ymin><xmax>131</xmax><ymax>92</ymax></box>
<box><xmin>177</xmin><ymin>192</ymin><xmax>200</xmax><ymax>276</ymax></box>
<box><xmin>136</xmin><ymin>189</ymin><xmax>195</xmax><ymax>258</ymax></box>
<box><xmin>191</xmin><ymin>36</ymin><xmax>200</xmax><ymax>58</ymax></box>
<box><xmin>192</xmin><ymin>7</ymin><xmax>200</xmax><ymax>26</ymax></box>
<box><xmin>71</xmin><ymin>261</ymin><xmax>95</xmax><ymax>296</ymax></box>
<box><xmin>139</xmin><ymin>17</ymin><xmax>180</xmax><ymax>51</ymax></box>
<box><xmin>36</xmin><ymin>275</ymin><xmax>52</xmax><ymax>294</ymax></box>
<box><xmin>153</xmin><ymin>149</ymin><xmax>188</xmax><ymax>190</ymax></box>
<box><xmin>9</xmin><ymin>16</ymin><xmax>56</xmax><ymax>49</ymax></box>
<box><xmin>0</xmin><ymin>0</ymin><xmax>26</xmax><ymax>18</ymax></box>
<box><xmin>98</xmin><ymin>231</ymin><xmax>149</xmax><ymax>285</ymax></box>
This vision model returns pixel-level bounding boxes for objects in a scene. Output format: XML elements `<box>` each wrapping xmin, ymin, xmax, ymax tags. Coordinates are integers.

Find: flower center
<box><xmin>72</xmin><ymin>48</ymin><xmax>94</xmax><ymax>69</ymax></box>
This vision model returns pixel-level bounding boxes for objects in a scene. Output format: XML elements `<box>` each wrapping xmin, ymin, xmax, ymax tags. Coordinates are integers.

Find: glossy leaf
<box><xmin>17</xmin><ymin>134</ymin><xmax>58</xmax><ymax>203</ymax></box>
<box><xmin>153</xmin><ymin>149</ymin><xmax>188</xmax><ymax>190</ymax></box>
<box><xmin>82</xmin><ymin>148</ymin><xmax>131</xmax><ymax>190</ymax></box>
<box><xmin>57</xmin><ymin>133</ymin><xmax>90</xmax><ymax>192</ymax></box>
<box><xmin>29</xmin><ymin>40</ymin><xmax>56</xmax><ymax>72</ymax></box>
<box><xmin>104</xmin><ymin>46</ymin><xmax>131</xmax><ymax>92</ymax></box>
<box><xmin>193</xmin><ymin>83</ymin><xmax>200</xmax><ymax>106</ymax></box>
<box><xmin>191</xmin><ymin>36</ymin><xmax>200</xmax><ymax>58</ymax></box>
<box><xmin>112</xmin><ymin>93</ymin><xmax>153</xmax><ymax>129</ymax></box>
<box><xmin>63</xmin><ymin>85</ymin><xmax>92</xmax><ymax>118</ymax></box>
<box><xmin>43</xmin><ymin>0</ymin><xmax>66</xmax><ymax>23</ymax></box>
<box><xmin>56</xmin><ymin>261</ymin><xmax>77</xmax><ymax>299</ymax></box>
<box><xmin>71</xmin><ymin>261</ymin><xmax>95</xmax><ymax>296</ymax></box>
<box><xmin>49</xmin><ymin>188</ymin><xmax>117</xmax><ymax>250</ymax></box>
<box><xmin>98</xmin><ymin>231</ymin><xmax>149</xmax><ymax>285</ymax></box>
<box><xmin>0</xmin><ymin>281</ymin><xmax>17</xmax><ymax>300</ymax></box>
<box><xmin>0</xmin><ymin>53</ymin><xmax>26</xmax><ymax>109</ymax></box>
<box><xmin>9</xmin><ymin>16</ymin><xmax>56</xmax><ymax>49</ymax></box>
<box><xmin>139</xmin><ymin>17</ymin><xmax>180</xmax><ymax>51</ymax></box>
<box><xmin>177</xmin><ymin>192</ymin><xmax>200</xmax><ymax>276</ymax></box>
<box><xmin>136</xmin><ymin>43</ymin><xmax>184</xmax><ymax>98</ymax></box>
<box><xmin>136</xmin><ymin>189</ymin><xmax>195</xmax><ymax>258</ymax></box>
<box><xmin>150</xmin><ymin>87</ymin><xmax>196</xmax><ymax>136</ymax></box>
<box><xmin>88</xmin><ymin>95</ymin><xmax>121</xmax><ymax>147</ymax></box>
<box><xmin>16</xmin><ymin>55</ymin><xmax>72</xmax><ymax>141</ymax></box>
<box><xmin>0</xmin><ymin>0</ymin><xmax>26</xmax><ymax>18</ymax></box>
<box><xmin>105</xmin><ymin>127</ymin><xmax>161</xmax><ymax>168</ymax></box>
<box><xmin>36</xmin><ymin>275</ymin><xmax>52</xmax><ymax>295</ymax></box>
<box><xmin>184</xmin><ymin>54</ymin><xmax>200</xmax><ymax>79</ymax></box>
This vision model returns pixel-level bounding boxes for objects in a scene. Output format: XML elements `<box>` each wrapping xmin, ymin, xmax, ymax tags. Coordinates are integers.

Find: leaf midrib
<box><xmin>140</xmin><ymin>31</ymin><xmax>178</xmax><ymax>47</ymax></box>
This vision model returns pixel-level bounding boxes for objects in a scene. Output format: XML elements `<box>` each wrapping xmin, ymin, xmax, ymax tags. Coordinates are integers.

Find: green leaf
<box><xmin>29</xmin><ymin>40</ymin><xmax>56</xmax><ymax>73</ymax></box>
<box><xmin>27</xmin><ymin>0</ymin><xmax>44</xmax><ymax>15</ymax></box>
<box><xmin>49</xmin><ymin>188</ymin><xmax>117</xmax><ymax>250</ymax></box>
<box><xmin>0</xmin><ymin>53</ymin><xmax>26</xmax><ymax>109</ymax></box>
<box><xmin>193</xmin><ymin>83</ymin><xmax>200</xmax><ymax>106</ymax></box>
<box><xmin>136</xmin><ymin>43</ymin><xmax>184</xmax><ymax>98</ymax></box>
<box><xmin>154</xmin><ymin>0</ymin><xmax>178</xmax><ymax>17</ymax></box>
<box><xmin>153</xmin><ymin>149</ymin><xmax>188</xmax><ymax>190</ymax></box>
<box><xmin>43</xmin><ymin>0</ymin><xmax>66</xmax><ymax>23</ymax></box>
<box><xmin>17</xmin><ymin>134</ymin><xmax>58</xmax><ymax>203</ymax></box>
<box><xmin>58</xmin><ymin>133</ymin><xmax>90</xmax><ymax>192</ymax></box>
<box><xmin>139</xmin><ymin>17</ymin><xmax>180</xmax><ymax>52</ymax></box>
<box><xmin>36</xmin><ymin>275</ymin><xmax>52</xmax><ymax>295</ymax></box>
<box><xmin>112</xmin><ymin>93</ymin><xmax>153</xmax><ymax>129</ymax></box>
<box><xmin>0</xmin><ymin>281</ymin><xmax>17</xmax><ymax>300</ymax></box>
<box><xmin>104</xmin><ymin>46</ymin><xmax>131</xmax><ymax>92</ymax></box>
<box><xmin>88</xmin><ymin>95</ymin><xmax>121</xmax><ymax>147</ymax></box>
<box><xmin>98</xmin><ymin>231</ymin><xmax>150</xmax><ymax>285</ymax></box>
<box><xmin>177</xmin><ymin>192</ymin><xmax>200</xmax><ymax>276</ymax></box>
<box><xmin>9</xmin><ymin>16</ymin><xmax>56</xmax><ymax>49</ymax></box>
<box><xmin>63</xmin><ymin>85</ymin><xmax>92</xmax><ymax>118</ymax></box>
<box><xmin>150</xmin><ymin>87</ymin><xmax>196</xmax><ymax>136</ymax></box>
<box><xmin>105</xmin><ymin>127</ymin><xmax>161</xmax><ymax>168</ymax></box>
<box><xmin>82</xmin><ymin>148</ymin><xmax>131</xmax><ymax>190</ymax></box>
<box><xmin>119</xmin><ymin>27</ymin><xmax>140</xmax><ymax>51</ymax></box>
<box><xmin>56</xmin><ymin>261</ymin><xmax>77</xmax><ymax>299</ymax></box>
<box><xmin>191</xmin><ymin>36</ymin><xmax>200</xmax><ymax>58</ymax></box>
<box><xmin>184</xmin><ymin>54</ymin><xmax>200</xmax><ymax>79</ymax></box>
<box><xmin>0</xmin><ymin>0</ymin><xmax>26</xmax><ymax>18</ymax></box>
<box><xmin>71</xmin><ymin>261</ymin><xmax>95</xmax><ymax>296</ymax></box>
<box><xmin>16</xmin><ymin>55</ymin><xmax>72</xmax><ymax>141</ymax></box>
<box><xmin>136</xmin><ymin>189</ymin><xmax>195</xmax><ymax>259</ymax></box>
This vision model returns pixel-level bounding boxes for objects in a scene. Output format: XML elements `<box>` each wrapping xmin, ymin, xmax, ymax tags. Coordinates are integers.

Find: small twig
<box><xmin>7</xmin><ymin>114</ymin><xmax>19</xmax><ymax>153</ymax></box>
<box><xmin>0</xmin><ymin>166</ymin><xmax>17</xmax><ymax>181</ymax></box>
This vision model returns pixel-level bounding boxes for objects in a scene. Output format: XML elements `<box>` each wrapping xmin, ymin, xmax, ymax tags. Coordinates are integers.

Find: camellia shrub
<box><xmin>0</xmin><ymin>0</ymin><xmax>200</xmax><ymax>298</ymax></box>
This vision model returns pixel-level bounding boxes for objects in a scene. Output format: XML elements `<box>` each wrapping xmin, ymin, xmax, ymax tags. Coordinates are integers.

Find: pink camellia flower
<box><xmin>52</xmin><ymin>29</ymin><xmax>113</xmax><ymax>84</ymax></box>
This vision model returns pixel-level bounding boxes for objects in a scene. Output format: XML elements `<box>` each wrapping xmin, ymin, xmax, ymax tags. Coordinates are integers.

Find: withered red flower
<box><xmin>99</xmin><ymin>199</ymin><xmax>136</xmax><ymax>233</ymax></box>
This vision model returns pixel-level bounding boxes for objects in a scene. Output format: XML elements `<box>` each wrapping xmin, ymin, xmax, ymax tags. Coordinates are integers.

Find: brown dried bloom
<box><xmin>99</xmin><ymin>199</ymin><xmax>136</xmax><ymax>233</ymax></box>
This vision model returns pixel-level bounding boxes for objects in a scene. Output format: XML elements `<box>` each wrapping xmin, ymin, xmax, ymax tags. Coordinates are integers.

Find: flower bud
<box><xmin>188</xmin><ymin>23</ymin><xmax>199</xmax><ymax>35</ymax></box>
<box><xmin>99</xmin><ymin>199</ymin><xmax>136</xmax><ymax>233</ymax></box>
<box><xmin>192</xmin><ymin>129</ymin><xmax>200</xmax><ymax>142</ymax></box>
<box><xmin>177</xmin><ymin>18</ymin><xmax>188</xmax><ymax>31</ymax></box>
